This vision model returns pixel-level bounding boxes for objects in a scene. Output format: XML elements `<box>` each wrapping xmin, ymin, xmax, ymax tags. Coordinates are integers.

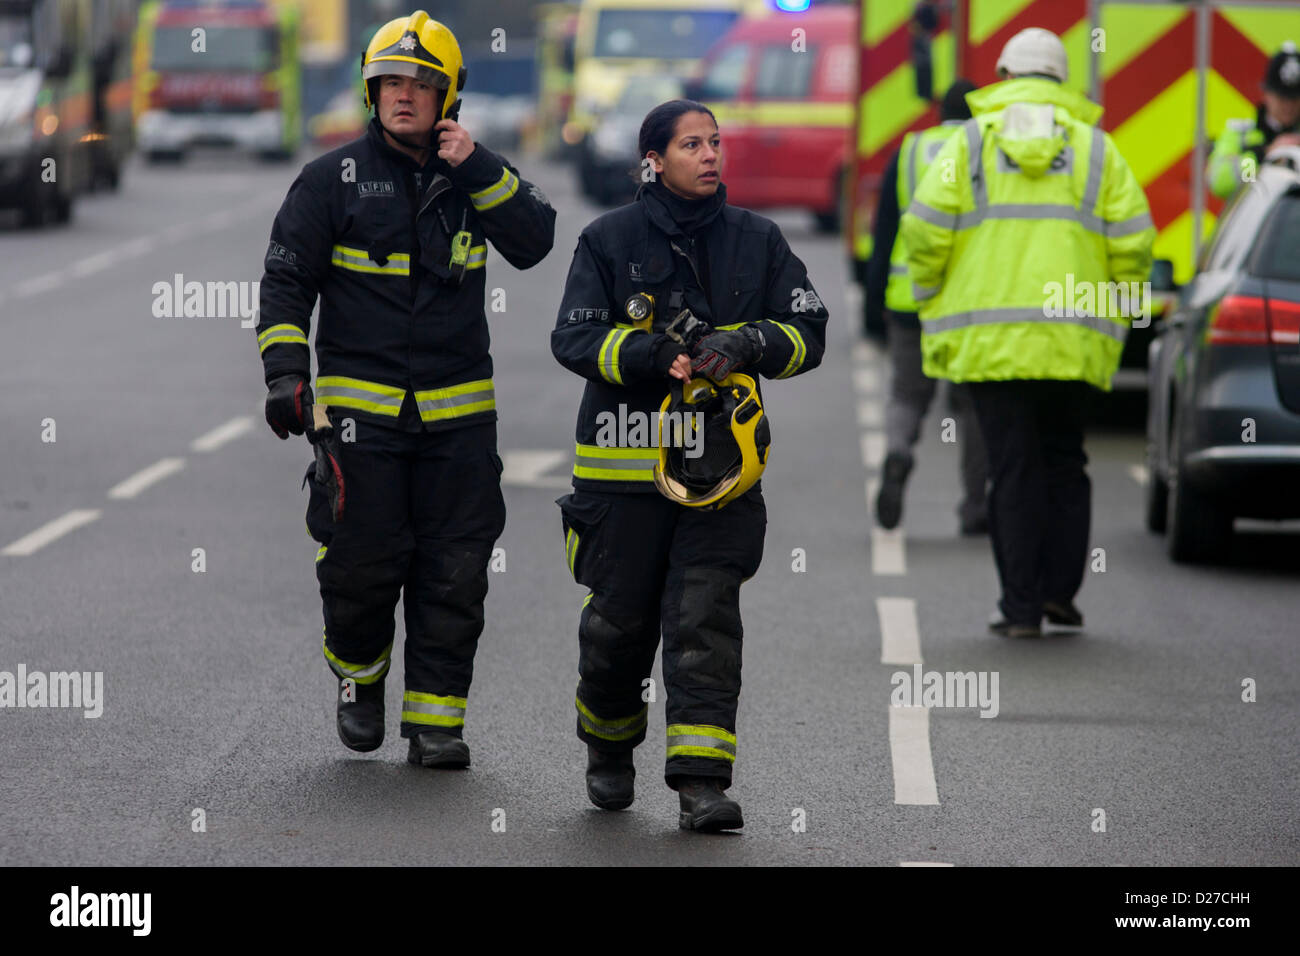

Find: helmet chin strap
<box><xmin>377</xmin><ymin>115</ymin><xmax>433</xmax><ymax>154</ymax></box>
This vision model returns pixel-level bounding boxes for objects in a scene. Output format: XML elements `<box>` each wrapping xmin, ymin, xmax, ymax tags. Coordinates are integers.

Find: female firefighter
<box><xmin>551</xmin><ymin>99</ymin><xmax>829</xmax><ymax>832</ymax></box>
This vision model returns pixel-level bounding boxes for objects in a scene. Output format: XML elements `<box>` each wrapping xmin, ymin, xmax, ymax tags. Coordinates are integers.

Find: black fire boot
<box><xmin>586</xmin><ymin>746</ymin><xmax>635</xmax><ymax>810</ymax></box>
<box><xmin>407</xmin><ymin>731</ymin><xmax>471</xmax><ymax>769</ymax></box>
<box><xmin>337</xmin><ymin>678</ymin><xmax>384</xmax><ymax>753</ymax></box>
<box><xmin>677</xmin><ymin>777</ymin><xmax>744</xmax><ymax>832</ymax></box>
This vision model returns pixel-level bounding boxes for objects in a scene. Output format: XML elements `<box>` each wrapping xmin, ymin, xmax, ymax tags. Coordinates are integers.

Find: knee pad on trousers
<box><xmin>580</xmin><ymin>601</ymin><xmax>657</xmax><ymax>676</ymax></box>
<box><xmin>667</xmin><ymin>568</ymin><xmax>743</xmax><ymax>695</ymax></box>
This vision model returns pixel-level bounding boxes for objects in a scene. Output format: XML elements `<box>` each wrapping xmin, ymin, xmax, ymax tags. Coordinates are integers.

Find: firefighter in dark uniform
<box><xmin>552</xmin><ymin>100</ymin><xmax>828</xmax><ymax>831</ymax></box>
<box><xmin>257</xmin><ymin>11</ymin><xmax>555</xmax><ymax>768</ymax></box>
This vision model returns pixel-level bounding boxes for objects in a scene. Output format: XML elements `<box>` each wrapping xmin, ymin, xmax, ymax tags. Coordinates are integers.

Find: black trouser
<box><xmin>557</xmin><ymin>488</ymin><xmax>766</xmax><ymax>789</ymax></box>
<box><xmin>306</xmin><ymin>418</ymin><xmax>506</xmax><ymax>739</ymax></box>
<box><xmin>966</xmin><ymin>380</ymin><xmax>1094</xmax><ymax>625</ymax></box>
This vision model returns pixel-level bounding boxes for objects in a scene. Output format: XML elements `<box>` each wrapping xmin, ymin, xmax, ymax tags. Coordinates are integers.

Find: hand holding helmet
<box><xmin>691</xmin><ymin>326</ymin><xmax>765</xmax><ymax>383</ymax></box>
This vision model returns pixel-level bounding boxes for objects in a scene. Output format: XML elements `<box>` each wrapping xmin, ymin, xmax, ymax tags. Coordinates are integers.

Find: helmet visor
<box><xmin>362</xmin><ymin>59</ymin><xmax>451</xmax><ymax>90</ymax></box>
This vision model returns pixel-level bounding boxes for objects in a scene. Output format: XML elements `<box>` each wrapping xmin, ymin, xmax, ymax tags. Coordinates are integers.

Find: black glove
<box><xmin>306</xmin><ymin>407</ymin><xmax>345</xmax><ymax>522</ymax></box>
<box><xmin>692</xmin><ymin>325</ymin><xmax>765</xmax><ymax>382</ymax></box>
<box><xmin>265</xmin><ymin>374</ymin><xmax>312</xmax><ymax>440</ymax></box>
<box><xmin>652</xmin><ymin>336</ymin><xmax>689</xmax><ymax>377</ymax></box>
<box><xmin>664</xmin><ymin>308</ymin><xmax>712</xmax><ymax>352</ymax></box>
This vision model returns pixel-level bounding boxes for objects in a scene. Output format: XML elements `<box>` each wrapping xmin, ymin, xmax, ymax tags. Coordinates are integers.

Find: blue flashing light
<box><xmin>775</xmin><ymin>0</ymin><xmax>812</xmax><ymax>11</ymax></box>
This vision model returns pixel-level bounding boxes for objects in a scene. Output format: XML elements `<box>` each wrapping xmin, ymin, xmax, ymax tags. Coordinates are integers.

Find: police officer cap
<box><xmin>1266</xmin><ymin>41</ymin><xmax>1300</xmax><ymax>98</ymax></box>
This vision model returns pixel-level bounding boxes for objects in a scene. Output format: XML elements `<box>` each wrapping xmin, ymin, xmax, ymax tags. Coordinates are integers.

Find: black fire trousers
<box><xmin>557</xmin><ymin>488</ymin><xmax>766</xmax><ymax>789</ymax></box>
<box><xmin>306</xmin><ymin>418</ymin><xmax>506</xmax><ymax>739</ymax></box>
<box><xmin>967</xmin><ymin>380</ymin><xmax>1095</xmax><ymax>625</ymax></box>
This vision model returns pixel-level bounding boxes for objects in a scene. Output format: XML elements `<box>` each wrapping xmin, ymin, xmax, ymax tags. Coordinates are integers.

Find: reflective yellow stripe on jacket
<box><xmin>316</xmin><ymin>376</ymin><xmax>495</xmax><ymax>423</ymax></box>
<box><xmin>573</xmin><ymin>442</ymin><xmax>658</xmax><ymax>483</ymax></box>
<box><xmin>469</xmin><ymin>168</ymin><xmax>519</xmax><ymax>212</ymax></box>
<box><xmin>330</xmin><ymin>244</ymin><xmax>411</xmax><ymax>276</ymax></box>
<box><xmin>258</xmin><ymin>323</ymin><xmax>309</xmax><ymax>353</ymax></box>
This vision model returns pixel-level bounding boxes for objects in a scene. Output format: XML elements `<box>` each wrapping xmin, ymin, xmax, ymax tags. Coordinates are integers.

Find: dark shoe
<box><xmin>960</xmin><ymin>514</ymin><xmax>989</xmax><ymax>536</ymax></box>
<box><xmin>586</xmin><ymin>746</ymin><xmax>635</xmax><ymax>810</ymax></box>
<box><xmin>1044</xmin><ymin>601</ymin><xmax>1084</xmax><ymax>629</ymax></box>
<box><xmin>677</xmin><ymin>778</ymin><xmax>744</xmax><ymax>832</ymax></box>
<box><xmin>988</xmin><ymin>611</ymin><xmax>1042</xmax><ymax>639</ymax></box>
<box><xmin>337</xmin><ymin>678</ymin><xmax>384</xmax><ymax>752</ymax></box>
<box><xmin>875</xmin><ymin>451</ymin><xmax>914</xmax><ymax>530</ymax></box>
<box><xmin>407</xmin><ymin>731</ymin><xmax>470</xmax><ymax>769</ymax></box>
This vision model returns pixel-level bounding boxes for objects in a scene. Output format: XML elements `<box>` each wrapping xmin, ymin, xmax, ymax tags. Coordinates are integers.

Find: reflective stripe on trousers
<box><xmin>666</xmin><ymin>723</ymin><xmax>737</xmax><ymax>763</ymax></box>
<box><xmin>576</xmin><ymin>696</ymin><xmax>648</xmax><ymax>742</ymax></box>
<box><xmin>402</xmin><ymin>690</ymin><xmax>468</xmax><ymax>728</ymax></box>
<box><xmin>323</xmin><ymin>632</ymin><xmax>392</xmax><ymax>685</ymax></box>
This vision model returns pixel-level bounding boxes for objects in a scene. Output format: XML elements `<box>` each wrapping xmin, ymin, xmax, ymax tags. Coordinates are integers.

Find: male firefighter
<box><xmin>256</xmin><ymin>11</ymin><xmax>555</xmax><ymax>767</ymax></box>
<box><xmin>867</xmin><ymin>78</ymin><xmax>988</xmax><ymax>535</ymax></box>
<box><xmin>902</xmin><ymin>27</ymin><xmax>1154</xmax><ymax>638</ymax></box>
<box><xmin>1207</xmin><ymin>41</ymin><xmax>1300</xmax><ymax>199</ymax></box>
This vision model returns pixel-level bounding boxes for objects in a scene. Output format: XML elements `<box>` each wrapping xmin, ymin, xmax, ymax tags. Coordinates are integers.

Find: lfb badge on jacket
<box><xmin>358</xmin><ymin>181</ymin><xmax>396</xmax><ymax>198</ymax></box>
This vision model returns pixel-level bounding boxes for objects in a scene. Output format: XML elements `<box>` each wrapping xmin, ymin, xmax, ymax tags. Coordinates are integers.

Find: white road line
<box><xmin>500</xmin><ymin>449</ymin><xmax>570</xmax><ymax>489</ymax></box>
<box><xmin>2</xmin><ymin>509</ymin><xmax>102</xmax><ymax>557</ymax></box>
<box><xmin>889</xmin><ymin>705</ymin><xmax>939</xmax><ymax>805</ymax></box>
<box><xmin>860</xmin><ymin>432</ymin><xmax>885</xmax><ymax>471</ymax></box>
<box><xmin>107</xmin><ymin>457</ymin><xmax>186</xmax><ymax>500</ymax></box>
<box><xmin>14</xmin><ymin>273</ymin><xmax>63</xmax><ymax>298</ymax></box>
<box><xmin>872</xmin><ymin>527</ymin><xmax>907</xmax><ymax>575</ymax></box>
<box><xmin>856</xmin><ymin>400</ymin><xmax>883</xmax><ymax>428</ymax></box>
<box><xmin>853</xmin><ymin>367</ymin><xmax>881</xmax><ymax>395</ymax></box>
<box><xmin>70</xmin><ymin>249</ymin><xmax>120</xmax><ymax>278</ymax></box>
<box><xmin>191</xmin><ymin>416</ymin><xmax>255</xmax><ymax>453</ymax></box>
<box><xmin>877</xmin><ymin>597</ymin><xmax>922</xmax><ymax>665</ymax></box>
<box><xmin>899</xmin><ymin>861</ymin><xmax>954</xmax><ymax>867</ymax></box>
<box><xmin>1128</xmin><ymin>463</ymin><xmax>1149</xmax><ymax>486</ymax></box>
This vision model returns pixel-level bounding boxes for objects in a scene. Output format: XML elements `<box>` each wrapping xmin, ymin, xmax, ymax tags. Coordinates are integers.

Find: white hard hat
<box><xmin>996</xmin><ymin>27</ymin><xmax>1068</xmax><ymax>83</ymax></box>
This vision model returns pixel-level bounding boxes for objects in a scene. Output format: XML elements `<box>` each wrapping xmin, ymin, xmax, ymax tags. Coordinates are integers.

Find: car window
<box><xmin>698</xmin><ymin>42</ymin><xmax>749</xmax><ymax>100</ymax></box>
<box><xmin>1251</xmin><ymin>192</ymin><xmax>1300</xmax><ymax>281</ymax></box>
<box><xmin>754</xmin><ymin>44</ymin><xmax>815</xmax><ymax>99</ymax></box>
<box><xmin>1200</xmin><ymin>184</ymin><xmax>1271</xmax><ymax>273</ymax></box>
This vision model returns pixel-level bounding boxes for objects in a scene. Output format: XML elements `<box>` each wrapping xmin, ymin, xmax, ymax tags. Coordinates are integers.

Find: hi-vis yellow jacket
<box><xmin>901</xmin><ymin>79</ymin><xmax>1155</xmax><ymax>391</ymax></box>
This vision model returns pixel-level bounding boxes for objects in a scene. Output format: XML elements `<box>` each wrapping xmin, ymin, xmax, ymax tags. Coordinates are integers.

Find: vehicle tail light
<box><xmin>1265</xmin><ymin>298</ymin><xmax>1300</xmax><ymax>347</ymax></box>
<box><xmin>1207</xmin><ymin>295</ymin><xmax>1269</xmax><ymax>345</ymax></box>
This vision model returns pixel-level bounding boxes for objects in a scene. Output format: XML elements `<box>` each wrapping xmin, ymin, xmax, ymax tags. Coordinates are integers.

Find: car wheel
<box><xmin>1144</xmin><ymin>439</ymin><xmax>1168</xmax><ymax>533</ymax></box>
<box><xmin>1165</xmin><ymin>411</ymin><xmax>1232</xmax><ymax>563</ymax></box>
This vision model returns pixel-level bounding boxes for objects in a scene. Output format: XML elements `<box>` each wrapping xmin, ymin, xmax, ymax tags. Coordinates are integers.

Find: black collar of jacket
<box><xmin>637</xmin><ymin>179</ymin><xmax>727</xmax><ymax>238</ymax></box>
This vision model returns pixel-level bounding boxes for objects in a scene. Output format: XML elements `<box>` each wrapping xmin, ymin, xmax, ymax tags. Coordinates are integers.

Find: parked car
<box><xmin>1145</xmin><ymin>146</ymin><xmax>1300</xmax><ymax>563</ymax></box>
<box><xmin>579</xmin><ymin>72</ymin><xmax>682</xmax><ymax>206</ymax></box>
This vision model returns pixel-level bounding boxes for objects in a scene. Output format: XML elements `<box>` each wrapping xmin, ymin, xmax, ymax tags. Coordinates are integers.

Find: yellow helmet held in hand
<box><xmin>361</xmin><ymin>10</ymin><xmax>467</xmax><ymax>119</ymax></box>
<box><xmin>653</xmin><ymin>373</ymin><xmax>770</xmax><ymax>510</ymax></box>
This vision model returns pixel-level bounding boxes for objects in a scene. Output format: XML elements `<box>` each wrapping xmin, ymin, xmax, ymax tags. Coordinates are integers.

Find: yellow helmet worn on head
<box><xmin>362</xmin><ymin>10</ymin><xmax>466</xmax><ymax>118</ymax></box>
<box><xmin>653</xmin><ymin>373</ymin><xmax>769</xmax><ymax>511</ymax></box>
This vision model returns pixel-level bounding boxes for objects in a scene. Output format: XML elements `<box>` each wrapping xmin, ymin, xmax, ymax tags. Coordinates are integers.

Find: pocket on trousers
<box><xmin>303</xmin><ymin>463</ymin><xmax>334</xmax><ymax>546</ymax></box>
<box><xmin>556</xmin><ymin>493</ymin><xmax>609</xmax><ymax>587</ymax></box>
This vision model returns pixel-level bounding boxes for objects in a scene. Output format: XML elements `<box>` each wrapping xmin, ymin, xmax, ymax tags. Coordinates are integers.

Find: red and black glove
<box><xmin>305</xmin><ymin>407</ymin><xmax>346</xmax><ymax>523</ymax></box>
<box><xmin>692</xmin><ymin>325</ymin><xmax>765</xmax><ymax>382</ymax></box>
<box><xmin>265</xmin><ymin>374</ymin><xmax>312</xmax><ymax>439</ymax></box>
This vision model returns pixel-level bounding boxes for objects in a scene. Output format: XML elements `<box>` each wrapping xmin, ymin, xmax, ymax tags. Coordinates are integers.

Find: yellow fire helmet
<box><xmin>653</xmin><ymin>373</ymin><xmax>770</xmax><ymax>510</ymax></box>
<box><xmin>361</xmin><ymin>10</ymin><xmax>466</xmax><ymax>119</ymax></box>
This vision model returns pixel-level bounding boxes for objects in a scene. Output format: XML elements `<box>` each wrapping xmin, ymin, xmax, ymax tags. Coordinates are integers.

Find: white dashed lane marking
<box><xmin>889</xmin><ymin>704</ymin><xmax>940</xmax><ymax>805</ymax></box>
<box><xmin>191</xmin><ymin>417</ymin><xmax>255</xmax><ymax>453</ymax></box>
<box><xmin>877</xmin><ymin>597</ymin><xmax>922</xmax><ymax>665</ymax></box>
<box><xmin>2</xmin><ymin>509</ymin><xmax>102</xmax><ymax>557</ymax></box>
<box><xmin>107</xmin><ymin>457</ymin><xmax>187</xmax><ymax>500</ymax></box>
